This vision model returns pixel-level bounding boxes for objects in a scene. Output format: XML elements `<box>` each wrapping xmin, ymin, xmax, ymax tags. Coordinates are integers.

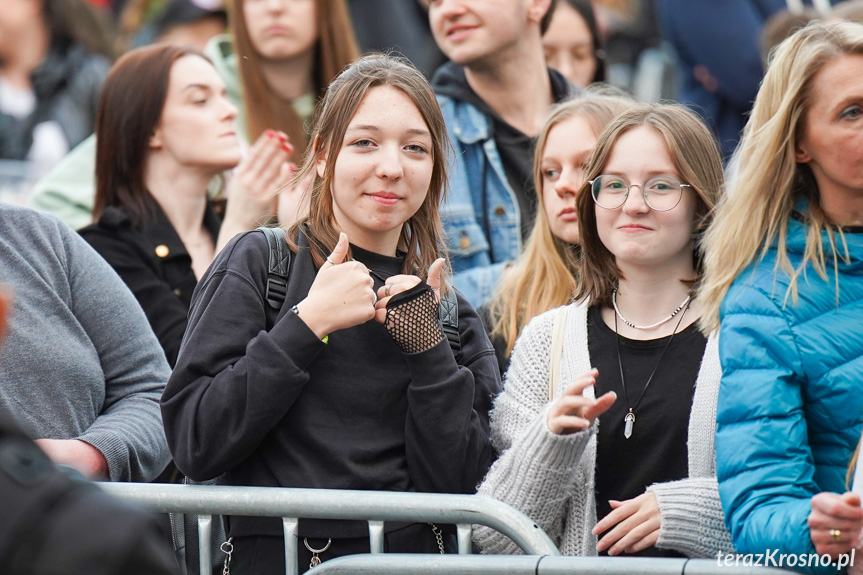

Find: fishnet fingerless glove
<box><xmin>384</xmin><ymin>282</ymin><xmax>445</xmax><ymax>354</ymax></box>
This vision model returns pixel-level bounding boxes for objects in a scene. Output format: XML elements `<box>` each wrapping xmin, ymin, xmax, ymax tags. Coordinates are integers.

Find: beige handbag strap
<box><xmin>549</xmin><ymin>306</ymin><xmax>569</xmax><ymax>401</ymax></box>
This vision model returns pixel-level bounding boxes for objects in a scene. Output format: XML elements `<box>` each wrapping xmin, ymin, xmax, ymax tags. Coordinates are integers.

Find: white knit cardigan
<box><xmin>474</xmin><ymin>302</ymin><xmax>734</xmax><ymax>557</ymax></box>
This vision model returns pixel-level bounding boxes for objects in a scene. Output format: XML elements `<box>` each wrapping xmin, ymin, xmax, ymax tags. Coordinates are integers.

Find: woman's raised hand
<box><xmin>218</xmin><ymin>130</ymin><xmax>294</xmax><ymax>250</ymax></box>
<box><xmin>546</xmin><ymin>368</ymin><xmax>616</xmax><ymax>435</ymax></box>
<box><xmin>294</xmin><ymin>233</ymin><xmax>377</xmax><ymax>338</ymax></box>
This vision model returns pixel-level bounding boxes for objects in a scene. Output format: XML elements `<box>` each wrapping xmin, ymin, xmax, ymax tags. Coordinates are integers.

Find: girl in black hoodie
<box><xmin>161</xmin><ymin>54</ymin><xmax>501</xmax><ymax>574</ymax></box>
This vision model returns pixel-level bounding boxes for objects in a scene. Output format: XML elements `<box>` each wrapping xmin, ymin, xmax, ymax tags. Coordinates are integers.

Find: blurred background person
<box><xmin>117</xmin><ymin>0</ymin><xmax>229</xmax><ymax>52</ymax></box>
<box><xmin>542</xmin><ymin>0</ymin><xmax>606</xmax><ymax>86</ymax></box>
<box><xmin>0</xmin><ymin>0</ymin><xmax>113</xmax><ymax>202</ymax></box>
<box><xmin>654</xmin><ymin>0</ymin><xmax>785</xmax><ymax>160</ymax></box>
<box><xmin>701</xmin><ymin>21</ymin><xmax>863</xmax><ymax>568</ymax></box>
<box><xmin>481</xmin><ymin>89</ymin><xmax>632</xmax><ymax>374</ymax></box>
<box><xmin>28</xmin><ymin>0</ymin><xmax>358</xmax><ymax>231</ymax></box>
<box><xmin>348</xmin><ymin>0</ymin><xmax>446</xmax><ymax>77</ymax></box>
<box><xmin>79</xmin><ymin>44</ymin><xmax>290</xmax><ymax>369</ymax></box>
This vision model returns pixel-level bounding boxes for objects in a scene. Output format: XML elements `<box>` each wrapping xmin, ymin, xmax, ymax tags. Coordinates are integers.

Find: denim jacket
<box><xmin>438</xmin><ymin>94</ymin><xmax>521</xmax><ymax>308</ymax></box>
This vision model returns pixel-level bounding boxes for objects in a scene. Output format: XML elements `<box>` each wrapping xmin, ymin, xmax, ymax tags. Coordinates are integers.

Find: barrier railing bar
<box><xmin>311</xmin><ymin>555</ymin><xmax>793</xmax><ymax>575</ymax></box>
<box><xmin>456</xmin><ymin>523</ymin><xmax>472</xmax><ymax>555</ymax></box>
<box><xmin>282</xmin><ymin>517</ymin><xmax>298</xmax><ymax>575</ymax></box>
<box><xmin>197</xmin><ymin>514</ymin><xmax>212</xmax><ymax>575</ymax></box>
<box><xmin>368</xmin><ymin>520</ymin><xmax>385</xmax><ymax>554</ymax></box>
<box><xmin>98</xmin><ymin>483</ymin><xmax>560</xmax><ymax>564</ymax></box>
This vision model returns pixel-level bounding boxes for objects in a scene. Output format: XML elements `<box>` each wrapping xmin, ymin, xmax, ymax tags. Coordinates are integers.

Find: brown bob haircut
<box><xmin>228</xmin><ymin>0</ymin><xmax>359</xmax><ymax>161</ymax></box>
<box><xmin>93</xmin><ymin>44</ymin><xmax>207</xmax><ymax>224</ymax></box>
<box><xmin>574</xmin><ymin>103</ymin><xmax>724</xmax><ymax>305</ymax></box>
<box><xmin>287</xmin><ymin>53</ymin><xmax>451</xmax><ymax>276</ymax></box>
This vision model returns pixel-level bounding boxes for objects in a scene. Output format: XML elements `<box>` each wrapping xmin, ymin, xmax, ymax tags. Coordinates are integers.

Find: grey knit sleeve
<box><xmin>474</xmin><ymin>311</ymin><xmax>593</xmax><ymax>554</ymax></box>
<box><xmin>62</xmin><ymin>221</ymin><xmax>171</xmax><ymax>482</ymax></box>
<box><xmin>647</xmin><ymin>476</ymin><xmax>735</xmax><ymax>557</ymax></box>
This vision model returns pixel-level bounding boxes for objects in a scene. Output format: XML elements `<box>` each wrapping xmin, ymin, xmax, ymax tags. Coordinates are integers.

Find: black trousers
<box><xmin>229</xmin><ymin>523</ymin><xmax>453</xmax><ymax>574</ymax></box>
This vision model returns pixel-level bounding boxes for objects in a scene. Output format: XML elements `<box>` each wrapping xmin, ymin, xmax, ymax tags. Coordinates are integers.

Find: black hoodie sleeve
<box><xmin>401</xmin><ymin>289</ymin><xmax>501</xmax><ymax>494</ymax></box>
<box><xmin>160</xmin><ymin>232</ymin><xmax>327</xmax><ymax>481</ymax></box>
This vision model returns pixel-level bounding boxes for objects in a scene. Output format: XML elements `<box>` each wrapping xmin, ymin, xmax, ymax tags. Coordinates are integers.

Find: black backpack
<box><xmin>258</xmin><ymin>227</ymin><xmax>462</xmax><ymax>358</ymax></box>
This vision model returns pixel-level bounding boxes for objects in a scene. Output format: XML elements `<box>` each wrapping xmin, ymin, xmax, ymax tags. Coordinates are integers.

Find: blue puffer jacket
<box><xmin>716</xmin><ymin>210</ymin><xmax>863</xmax><ymax>573</ymax></box>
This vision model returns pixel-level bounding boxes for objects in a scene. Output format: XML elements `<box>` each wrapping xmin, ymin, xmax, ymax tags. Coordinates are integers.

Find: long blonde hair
<box><xmin>698</xmin><ymin>21</ymin><xmax>863</xmax><ymax>333</ymax></box>
<box><xmin>287</xmin><ymin>54</ymin><xmax>450</xmax><ymax>276</ymax></box>
<box><xmin>487</xmin><ymin>92</ymin><xmax>633</xmax><ymax>357</ymax></box>
<box><xmin>574</xmin><ymin>103</ymin><xmax>723</xmax><ymax>305</ymax></box>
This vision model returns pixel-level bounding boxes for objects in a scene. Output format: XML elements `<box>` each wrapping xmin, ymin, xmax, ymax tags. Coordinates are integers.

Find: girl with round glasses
<box><xmin>475</xmin><ymin>103</ymin><xmax>734</xmax><ymax>559</ymax></box>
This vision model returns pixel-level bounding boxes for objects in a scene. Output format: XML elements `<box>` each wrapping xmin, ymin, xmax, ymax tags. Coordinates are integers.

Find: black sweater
<box><xmin>161</xmin><ymin>230</ymin><xmax>501</xmax><ymax>538</ymax></box>
<box><xmin>80</xmin><ymin>203</ymin><xmax>220</xmax><ymax>367</ymax></box>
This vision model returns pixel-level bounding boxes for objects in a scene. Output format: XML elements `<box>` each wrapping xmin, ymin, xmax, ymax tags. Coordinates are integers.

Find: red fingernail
<box><xmin>266</xmin><ymin>129</ymin><xmax>275</xmax><ymax>138</ymax></box>
<box><xmin>282</xmin><ymin>143</ymin><xmax>292</xmax><ymax>153</ymax></box>
<box><xmin>277</xmin><ymin>133</ymin><xmax>288</xmax><ymax>143</ymax></box>
<box><xmin>289</xmin><ymin>165</ymin><xmax>298</xmax><ymax>172</ymax></box>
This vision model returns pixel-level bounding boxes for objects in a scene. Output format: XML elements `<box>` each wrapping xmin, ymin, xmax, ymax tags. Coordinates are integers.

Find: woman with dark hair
<box><xmin>79</xmin><ymin>44</ymin><xmax>289</xmax><ymax>368</ymax></box>
<box><xmin>29</xmin><ymin>0</ymin><xmax>359</xmax><ymax>230</ymax></box>
<box><xmin>0</xmin><ymin>0</ymin><xmax>113</xmax><ymax>176</ymax></box>
<box><xmin>543</xmin><ymin>0</ymin><xmax>606</xmax><ymax>86</ymax></box>
<box><xmin>162</xmin><ymin>53</ymin><xmax>500</xmax><ymax>574</ymax></box>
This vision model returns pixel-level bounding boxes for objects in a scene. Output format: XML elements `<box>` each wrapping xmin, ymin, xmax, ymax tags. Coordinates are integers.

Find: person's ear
<box><xmin>795</xmin><ymin>143</ymin><xmax>812</xmax><ymax>164</ymax></box>
<box><xmin>149</xmin><ymin>127</ymin><xmax>163</xmax><ymax>150</ymax></box>
<box><xmin>528</xmin><ymin>0</ymin><xmax>553</xmax><ymax>25</ymax></box>
<box><xmin>314</xmin><ymin>135</ymin><xmax>327</xmax><ymax>179</ymax></box>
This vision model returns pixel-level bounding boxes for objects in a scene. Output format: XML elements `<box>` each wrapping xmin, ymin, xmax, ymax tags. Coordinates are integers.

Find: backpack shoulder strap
<box><xmin>257</xmin><ymin>226</ymin><xmax>291</xmax><ymax>310</ymax></box>
<box><xmin>438</xmin><ymin>282</ymin><xmax>461</xmax><ymax>360</ymax></box>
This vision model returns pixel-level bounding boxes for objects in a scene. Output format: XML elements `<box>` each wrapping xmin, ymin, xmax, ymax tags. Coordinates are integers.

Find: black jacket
<box><xmin>79</xmin><ymin>203</ymin><xmax>220</xmax><ymax>367</ymax></box>
<box><xmin>161</xmin><ymin>230</ymin><xmax>501</xmax><ymax>538</ymax></box>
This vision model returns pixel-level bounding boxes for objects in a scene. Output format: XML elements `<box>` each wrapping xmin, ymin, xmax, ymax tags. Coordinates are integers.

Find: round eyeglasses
<box><xmin>589</xmin><ymin>175</ymin><xmax>691</xmax><ymax>212</ymax></box>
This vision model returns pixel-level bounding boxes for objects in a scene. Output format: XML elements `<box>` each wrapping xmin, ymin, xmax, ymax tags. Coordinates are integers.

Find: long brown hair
<box><xmin>93</xmin><ymin>44</ymin><xmax>206</xmax><ymax>224</ymax></box>
<box><xmin>228</xmin><ymin>0</ymin><xmax>358</xmax><ymax>161</ymax></box>
<box><xmin>574</xmin><ymin>103</ymin><xmax>724</xmax><ymax>305</ymax></box>
<box><xmin>287</xmin><ymin>54</ymin><xmax>450</xmax><ymax>276</ymax></box>
<box><xmin>488</xmin><ymin>91</ymin><xmax>633</xmax><ymax>357</ymax></box>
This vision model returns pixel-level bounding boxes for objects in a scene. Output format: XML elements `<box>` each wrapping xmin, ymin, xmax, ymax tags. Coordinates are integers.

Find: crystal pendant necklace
<box><xmin>614</xmin><ymin>299</ymin><xmax>690</xmax><ymax>439</ymax></box>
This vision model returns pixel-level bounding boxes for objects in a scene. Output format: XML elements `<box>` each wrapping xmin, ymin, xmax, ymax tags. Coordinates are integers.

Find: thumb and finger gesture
<box><xmin>298</xmin><ymin>233</ymin><xmax>376</xmax><ymax>336</ymax></box>
<box><xmin>374</xmin><ymin>257</ymin><xmax>446</xmax><ymax>324</ymax></box>
<box><xmin>547</xmin><ymin>368</ymin><xmax>617</xmax><ymax>435</ymax></box>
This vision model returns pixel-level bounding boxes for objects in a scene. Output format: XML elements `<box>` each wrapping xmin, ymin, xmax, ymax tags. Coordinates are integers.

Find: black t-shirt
<box><xmin>587</xmin><ymin>304</ymin><xmax>705</xmax><ymax>558</ymax></box>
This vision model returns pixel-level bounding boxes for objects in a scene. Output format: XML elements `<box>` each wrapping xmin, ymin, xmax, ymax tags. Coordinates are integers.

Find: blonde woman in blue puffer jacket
<box><xmin>700</xmin><ymin>21</ymin><xmax>863</xmax><ymax>575</ymax></box>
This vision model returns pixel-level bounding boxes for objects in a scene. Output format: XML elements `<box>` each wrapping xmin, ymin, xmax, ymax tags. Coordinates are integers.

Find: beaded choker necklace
<box><xmin>612</xmin><ymin>290</ymin><xmax>691</xmax><ymax>330</ymax></box>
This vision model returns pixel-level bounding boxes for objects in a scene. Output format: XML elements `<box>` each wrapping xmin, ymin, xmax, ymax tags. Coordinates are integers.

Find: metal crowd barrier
<box><xmin>99</xmin><ymin>483</ymin><xmax>559</xmax><ymax>575</ymax></box>
<box><xmin>311</xmin><ymin>555</ymin><xmax>793</xmax><ymax>575</ymax></box>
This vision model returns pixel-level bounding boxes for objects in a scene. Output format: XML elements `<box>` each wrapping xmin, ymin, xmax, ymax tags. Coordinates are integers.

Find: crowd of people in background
<box><xmin>2</xmin><ymin>1</ymin><xmax>863</xmax><ymax>574</ymax></box>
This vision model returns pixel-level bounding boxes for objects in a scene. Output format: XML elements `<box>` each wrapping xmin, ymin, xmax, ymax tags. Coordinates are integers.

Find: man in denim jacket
<box><xmin>428</xmin><ymin>0</ymin><xmax>575</xmax><ymax>307</ymax></box>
